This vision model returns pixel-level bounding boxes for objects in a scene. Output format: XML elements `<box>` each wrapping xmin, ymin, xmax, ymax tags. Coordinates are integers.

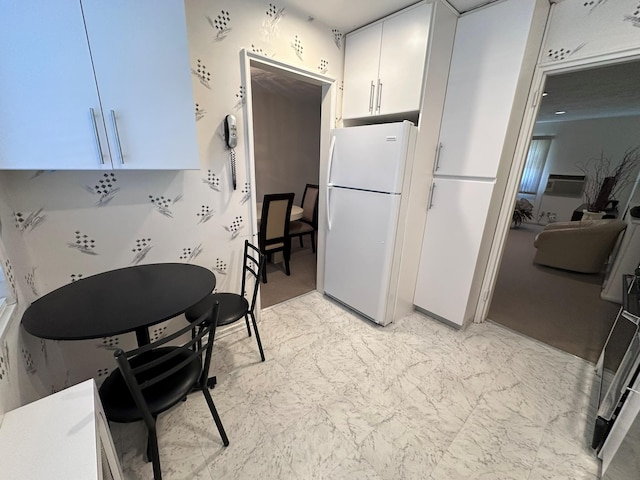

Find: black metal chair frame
<box><xmin>289</xmin><ymin>183</ymin><xmax>319</xmax><ymax>253</ymax></box>
<box><xmin>259</xmin><ymin>192</ymin><xmax>294</xmax><ymax>283</ymax></box>
<box><xmin>100</xmin><ymin>304</ymin><xmax>228</xmax><ymax>480</ymax></box>
<box><xmin>185</xmin><ymin>240</ymin><xmax>266</xmax><ymax>368</ymax></box>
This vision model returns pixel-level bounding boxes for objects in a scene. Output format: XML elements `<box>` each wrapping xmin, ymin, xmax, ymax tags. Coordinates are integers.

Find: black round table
<box><xmin>22</xmin><ymin>263</ymin><xmax>215</xmax><ymax>345</ymax></box>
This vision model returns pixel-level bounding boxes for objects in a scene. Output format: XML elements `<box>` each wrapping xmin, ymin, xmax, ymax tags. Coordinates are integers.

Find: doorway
<box><xmin>485</xmin><ymin>59</ymin><xmax>640</xmax><ymax>362</ymax></box>
<box><xmin>239</xmin><ymin>51</ymin><xmax>335</xmax><ymax>308</ymax></box>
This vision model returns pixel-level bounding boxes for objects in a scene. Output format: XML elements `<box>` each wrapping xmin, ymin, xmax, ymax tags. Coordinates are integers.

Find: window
<box><xmin>519</xmin><ymin>137</ymin><xmax>552</xmax><ymax>195</ymax></box>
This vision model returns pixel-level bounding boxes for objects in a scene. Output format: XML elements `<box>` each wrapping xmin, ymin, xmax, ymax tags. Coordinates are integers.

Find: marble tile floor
<box><xmin>110</xmin><ymin>291</ymin><xmax>602</xmax><ymax>479</ymax></box>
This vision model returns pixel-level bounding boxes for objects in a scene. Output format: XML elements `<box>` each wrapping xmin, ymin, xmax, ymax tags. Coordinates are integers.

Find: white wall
<box><xmin>252</xmin><ymin>78</ymin><xmax>321</xmax><ymax>204</ymax></box>
<box><xmin>531</xmin><ymin>115</ymin><xmax>640</xmax><ymax>222</ymax></box>
<box><xmin>0</xmin><ymin>0</ymin><xmax>344</xmax><ymax>412</ymax></box>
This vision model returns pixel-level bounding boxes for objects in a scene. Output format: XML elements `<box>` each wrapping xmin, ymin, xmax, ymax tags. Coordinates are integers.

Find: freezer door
<box><xmin>324</xmin><ymin>187</ymin><xmax>401</xmax><ymax>324</ymax></box>
<box><xmin>330</xmin><ymin>122</ymin><xmax>411</xmax><ymax>194</ymax></box>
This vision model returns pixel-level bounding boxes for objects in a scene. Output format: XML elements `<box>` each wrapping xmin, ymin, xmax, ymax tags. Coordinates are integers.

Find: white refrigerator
<box><xmin>324</xmin><ymin>121</ymin><xmax>419</xmax><ymax>326</ymax></box>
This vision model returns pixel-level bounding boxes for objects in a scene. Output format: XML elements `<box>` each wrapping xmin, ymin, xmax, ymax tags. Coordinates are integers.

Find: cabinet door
<box><xmin>435</xmin><ymin>0</ymin><xmax>538</xmax><ymax>178</ymax></box>
<box><xmin>413</xmin><ymin>178</ymin><xmax>494</xmax><ymax>327</ymax></box>
<box><xmin>0</xmin><ymin>2</ymin><xmax>111</xmax><ymax>170</ymax></box>
<box><xmin>81</xmin><ymin>0</ymin><xmax>199</xmax><ymax>170</ymax></box>
<box><xmin>377</xmin><ymin>3</ymin><xmax>431</xmax><ymax>116</ymax></box>
<box><xmin>342</xmin><ymin>23</ymin><xmax>382</xmax><ymax>120</ymax></box>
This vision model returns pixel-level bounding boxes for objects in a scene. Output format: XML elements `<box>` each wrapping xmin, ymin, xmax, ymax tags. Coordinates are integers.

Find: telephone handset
<box><xmin>224</xmin><ymin>115</ymin><xmax>237</xmax><ymax>190</ymax></box>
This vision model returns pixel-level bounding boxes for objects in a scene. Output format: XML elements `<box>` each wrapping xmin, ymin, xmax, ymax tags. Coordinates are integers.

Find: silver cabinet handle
<box><xmin>428</xmin><ymin>182</ymin><xmax>436</xmax><ymax>209</ymax></box>
<box><xmin>434</xmin><ymin>143</ymin><xmax>443</xmax><ymax>172</ymax></box>
<box><xmin>376</xmin><ymin>80</ymin><xmax>383</xmax><ymax>112</ymax></box>
<box><xmin>369</xmin><ymin>81</ymin><xmax>375</xmax><ymax>113</ymax></box>
<box><xmin>89</xmin><ymin>108</ymin><xmax>105</xmax><ymax>164</ymax></box>
<box><xmin>110</xmin><ymin>109</ymin><xmax>124</xmax><ymax>164</ymax></box>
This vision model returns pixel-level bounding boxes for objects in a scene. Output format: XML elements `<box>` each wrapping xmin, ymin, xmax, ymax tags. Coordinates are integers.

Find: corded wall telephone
<box><xmin>224</xmin><ymin>114</ymin><xmax>237</xmax><ymax>190</ymax></box>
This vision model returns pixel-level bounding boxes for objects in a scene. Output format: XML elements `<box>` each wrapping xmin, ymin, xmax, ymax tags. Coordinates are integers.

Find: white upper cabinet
<box><xmin>0</xmin><ymin>1</ymin><xmax>199</xmax><ymax>170</ymax></box>
<box><xmin>434</xmin><ymin>0</ymin><xmax>540</xmax><ymax>178</ymax></box>
<box><xmin>342</xmin><ymin>2</ymin><xmax>432</xmax><ymax>120</ymax></box>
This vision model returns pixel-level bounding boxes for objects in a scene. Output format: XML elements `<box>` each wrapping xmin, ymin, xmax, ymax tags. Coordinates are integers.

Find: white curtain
<box><xmin>519</xmin><ymin>137</ymin><xmax>552</xmax><ymax>194</ymax></box>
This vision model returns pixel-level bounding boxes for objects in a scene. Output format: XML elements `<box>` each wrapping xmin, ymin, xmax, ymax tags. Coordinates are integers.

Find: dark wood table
<box><xmin>22</xmin><ymin>263</ymin><xmax>215</xmax><ymax>346</ymax></box>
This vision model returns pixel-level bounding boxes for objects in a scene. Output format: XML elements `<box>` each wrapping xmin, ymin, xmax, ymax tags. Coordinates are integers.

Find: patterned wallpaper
<box><xmin>542</xmin><ymin>0</ymin><xmax>640</xmax><ymax>64</ymax></box>
<box><xmin>0</xmin><ymin>0</ymin><xmax>344</xmax><ymax>410</ymax></box>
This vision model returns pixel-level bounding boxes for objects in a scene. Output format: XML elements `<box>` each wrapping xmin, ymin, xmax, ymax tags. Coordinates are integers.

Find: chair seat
<box><xmin>99</xmin><ymin>347</ymin><xmax>201</xmax><ymax>423</ymax></box>
<box><xmin>289</xmin><ymin>220</ymin><xmax>314</xmax><ymax>235</ymax></box>
<box><xmin>185</xmin><ymin>293</ymin><xmax>248</xmax><ymax>327</ymax></box>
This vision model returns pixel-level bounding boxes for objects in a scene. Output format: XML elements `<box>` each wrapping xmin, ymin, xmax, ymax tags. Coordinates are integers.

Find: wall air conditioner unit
<box><xmin>544</xmin><ymin>174</ymin><xmax>586</xmax><ymax>197</ymax></box>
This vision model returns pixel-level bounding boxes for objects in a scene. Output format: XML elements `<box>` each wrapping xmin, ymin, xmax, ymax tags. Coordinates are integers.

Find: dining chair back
<box><xmin>185</xmin><ymin>240</ymin><xmax>266</xmax><ymax>362</ymax></box>
<box><xmin>259</xmin><ymin>192</ymin><xmax>294</xmax><ymax>282</ymax></box>
<box><xmin>99</xmin><ymin>303</ymin><xmax>228</xmax><ymax>480</ymax></box>
<box><xmin>289</xmin><ymin>183</ymin><xmax>319</xmax><ymax>253</ymax></box>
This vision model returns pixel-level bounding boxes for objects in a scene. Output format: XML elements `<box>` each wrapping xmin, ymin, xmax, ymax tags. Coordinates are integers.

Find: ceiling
<box><xmin>537</xmin><ymin>60</ymin><xmax>640</xmax><ymax>123</ymax></box>
<box><xmin>251</xmin><ymin>66</ymin><xmax>322</xmax><ymax>101</ymax></box>
<box><xmin>283</xmin><ymin>0</ymin><xmax>500</xmax><ymax>32</ymax></box>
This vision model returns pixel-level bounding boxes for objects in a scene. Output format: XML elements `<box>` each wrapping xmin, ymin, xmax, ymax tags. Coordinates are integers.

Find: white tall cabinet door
<box><xmin>413</xmin><ymin>178</ymin><xmax>494</xmax><ymax>327</ymax></box>
<box><xmin>377</xmin><ymin>3</ymin><xmax>432</xmax><ymax>116</ymax></box>
<box><xmin>0</xmin><ymin>2</ymin><xmax>111</xmax><ymax>170</ymax></box>
<box><xmin>435</xmin><ymin>0</ymin><xmax>538</xmax><ymax>178</ymax></box>
<box><xmin>81</xmin><ymin>0</ymin><xmax>199</xmax><ymax>170</ymax></box>
<box><xmin>342</xmin><ymin>23</ymin><xmax>383</xmax><ymax>120</ymax></box>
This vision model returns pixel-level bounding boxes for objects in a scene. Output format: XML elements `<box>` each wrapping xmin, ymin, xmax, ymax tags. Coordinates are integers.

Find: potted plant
<box><xmin>576</xmin><ymin>147</ymin><xmax>640</xmax><ymax>217</ymax></box>
<box><xmin>512</xmin><ymin>198</ymin><xmax>533</xmax><ymax>228</ymax></box>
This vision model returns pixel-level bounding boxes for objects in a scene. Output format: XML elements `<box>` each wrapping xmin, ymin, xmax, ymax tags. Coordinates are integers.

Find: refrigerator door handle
<box><xmin>326</xmin><ymin>136</ymin><xmax>336</xmax><ymax>231</ymax></box>
<box><xmin>434</xmin><ymin>142</ymin><xmax>443</xmax><ymax>172</ymax></box>
<box><xmin>428</xmin><ymin>182</ymin><xmax>436</xmax><ymax>209</ymax></box>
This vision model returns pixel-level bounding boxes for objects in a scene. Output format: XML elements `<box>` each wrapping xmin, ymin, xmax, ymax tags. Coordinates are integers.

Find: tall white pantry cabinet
<box><xmin>0</xmin><ymin>1</ymin><xmax>198</xmax><ymax>170</ymax></box>
<box><xmin>413</xmin><ymin>0</ymin><xmax>549</xmax><ymax>327</ymax></box>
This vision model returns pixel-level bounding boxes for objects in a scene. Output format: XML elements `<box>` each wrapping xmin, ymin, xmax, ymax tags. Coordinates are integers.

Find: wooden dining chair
<box><xmin>289</xmin><ymin>183</ymin><xmax>319</xmax><ymax>253</ymax></box>
<box><xmin>185</xmin><ymin>240</ymin><xmax>266</xmax><ymax>364</ymax></box>
<box><xmin>99</xmin><ymin>303</ymin><xmax>228</xmax><ymax>480</ymax></box>
<box><xmin>259</xmin><ymin>192</ymin><xmax>294</xmax><ymax>283</ymax></box>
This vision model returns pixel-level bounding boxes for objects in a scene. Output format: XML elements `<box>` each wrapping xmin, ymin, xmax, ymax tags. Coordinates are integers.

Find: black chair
<box><xmin>99</xmin><ymin>303</ymin><xmax>228</xmax><ymax>480</ymax></box>
<box><xmin>289</xmin><ymin>183</ymin><xmax>319</xmax><ymax>253</ymax></box>
<box><xmin>185</xmin><ymin>240</ymin><xmax>266</xmax><ymax>363</ymax></box>
<box><xmin>259</xmin><ymin>192</ymin><xmax>294</xmax><ymax>283</ymax></box>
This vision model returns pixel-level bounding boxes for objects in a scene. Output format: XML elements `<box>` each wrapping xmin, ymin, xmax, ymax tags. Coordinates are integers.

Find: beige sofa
<box><xmin>533</xmin><ymin>219</ymin><xmax>627</xmax><ymax>273</ymax></box>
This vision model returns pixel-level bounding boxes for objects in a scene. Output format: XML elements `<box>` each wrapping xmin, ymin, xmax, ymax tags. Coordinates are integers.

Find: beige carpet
<box><xmin>260</xmin><ymin>241</ymin><xmax>317</xmax><ymax>308</ymax></box>
<box><xmin>488</xmin><ymin>223</ymin><xmax>619</xmax><ymax>363</ymax></box>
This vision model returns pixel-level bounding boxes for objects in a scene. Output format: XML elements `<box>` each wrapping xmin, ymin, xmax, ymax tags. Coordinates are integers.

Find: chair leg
<box><xmin>262</xmin><ymin>265</ymin><xmax>267</xmax><ymax>283</ymax></box>
<box><xmin>249</xmin><ymin>311</ymin><xmax>265</xmax><ymax>361</ymax></box>
<box><xmin>147</xmin><ymin>426</ymin><xmax>162</xmax><ymax>480</ymax></box>
<box><xmin>299</xmin><ymin>235</ymin><xmax>304</xmax><ymax>248</ymax></box>
<box><xmin>202</xmin><ymin>387</ymin><xmax>230</xmax><ymax>446</ymax></box>
<box><xmin>244</xmin><ymin>313</ymin><xmax>252</xmax><ymax>337</ymax></box>
<box><xmin>284</xmin><ymin>246</ymin><xmax>291</xmax><ymax>276</ymax></box>
<box><xmin>310</xmin><ymin>232</ymin><xmax>316</xmax><ymax>254</ymax></box>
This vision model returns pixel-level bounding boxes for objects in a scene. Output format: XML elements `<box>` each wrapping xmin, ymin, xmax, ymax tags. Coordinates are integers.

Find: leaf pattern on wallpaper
<box><xmin>70</xmin><ymin>273</ymin><xmax>84</xmax><ymax>283</ymax></box>
<box><xmin>332</xmin><ymin>28</ymin><xmax>343</xmax><ymax>49</ymax></box>
<box><xmin>3</xmin><ymin>259</ymin><xmax>16</xmax><ymax>297</ymax></box>
<box><xmin>318</xmin><ymin>59</ymin><xmax>329</xmax><ymax>74</ymax></box>
<box><xmin>84</xmin><ymin>172</ymin><xmax>119</xmax><ymax>206</ymax></box>
<box><xmin>96</xmin><ymin>367</ymin><xmax>110</xmax><ymax>380</ymax></box>
<box><xmin>98</xmin><ymin>336</ymin><xmax>121</xmax><ymax>352</ymax></box>
<box><xmin>25</xmin><ymin>267</ymin><xmax>37</xmax><ymax>296</ymax></box>
<box><xmin>131</xmin><ymin>238</ymin><xmax>153</xmax><ymax>264</ymax></box>
<box><xmin>195</xmin><ymin>102</ymin><xmax>206</xmax><ymax>121</ymax></box>
<box><xmin>13</xmin><ymin>208</ymin><xmax>46</xmax><ymax>232</ymax></box>
<box><xmin>235</xmin><ymin>85</ymin><xmax>246</xmax><ymax>110</ymax></box>
<box><xmin>251</xmin><ymin>43</ymin><xmax>273</xmax><ymax>57</ymax></box>
<box><xmin>149</xmin><ymin>194</ymin><xmax>182</xmax><ymax>218</ymax></box>
<box><xmin>40</xmin><ymin>339</ymin><xmax>48</xmax><ymax>365</ymax></box>
<box><xmin>203</xmin><ymin>170</ymin><xmax>221</xmax><ymax>191</ymax></box>
<box><xmin>546</xmin><ymin>42</ymin><xmax>587</xmax><ymax>62</ymax></box>
<box><xmin>179</xmin><ymin>244</ymin><xmax>203</xmax><ymax>262</ymax></box>
<box><xmin>261</xmin><ymin>3</ymin><xmax>285</xmax><ymax>40</ymax></box>
<box><xmin>0</xmin><ymin>346</ymin><xmax>7</xmax><ymax>381</ymax></box>
<box><xmin>291</xmin><ymin>35</ymin><xmax>304</xmax><ymax>60</ymax></box>
<box><xmin>206</xmin><ymin>10</ymin><xmax>232</xmax><ymax>41</ymax></box>
<box><xmin>224</xmin><ymin>216</ymin><xmax>244</xmax><ymax>239</ymax></box>
<box><xmin>29</xmin><ymin>170</ymin><xmax>55</xmax><ymax>180</ymax></box>
<box><xmin>582</xmin><ymin>0</ymin><xmax>610</xmax><ymax>12</ymax></box>
<box><xmin>624</xmin><ymin>2</ymin><xmax>640</xmax><ymax>27</ymax></box>
<box><xmin>197</xmin><ymin>205</ymin><xmax>215</xmax><ymax>224</ymax></box>
<box><xmin>68</xmin><ymin>230</ymin><xmax>98</xmax><ymax>255</ymax></box>
<box><xmin>22</xmin><ymin>346</ymin><xmax>36</xmax><ymax>375</ymax></box>
<box><xmin>150</xmin><ymin>325</ymin><xmax>167</xmax><ymax>342</ymax></box>
<box><xmin>192</xmin><ymin>59</ymin><xmax>212</xmax><ymax>89</ymax></box>
<box><xmin>240</xmin><ymin>182</ymin><xmax>251</xmax><ymax>205</ymax></box>
<box><xmin>213</xmin><ymin>257</ymin><xmax>228</xmax><ymax>276</ymax></box>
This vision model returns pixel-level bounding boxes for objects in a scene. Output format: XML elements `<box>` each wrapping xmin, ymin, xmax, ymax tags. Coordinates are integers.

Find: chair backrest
<box><xmin>241</xmin><ymin>240</ymin><xmax>265</xmax><ymax>312</ymax></box>
<box><xmin>301</xmin><ymin>184</ymin><xmax>319</xmax><ymax>226</ymax></box>
<box><xmin>113</xmin><ymin>303</ymin><xmax>220</xmax><ymax>426</ymax></box>
<box><xmin>259</xmin><ymin>193</ymin><xmax>294</xmax><ymax>248</ymax></box>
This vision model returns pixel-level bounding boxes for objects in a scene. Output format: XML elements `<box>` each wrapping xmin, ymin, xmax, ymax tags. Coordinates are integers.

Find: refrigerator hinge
<box><xmin>482</xmin><ymin>289</ymin><xmax>490</xmax><ymax>303</ymax></box>
<box><xmin>532</xmin><ymin>90</ymin><xmax>539</xmax><ymax>109</ymax></box>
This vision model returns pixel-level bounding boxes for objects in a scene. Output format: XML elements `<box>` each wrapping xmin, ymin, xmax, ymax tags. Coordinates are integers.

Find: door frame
<box><xmin>474</xmin><ymin>47</ymin><xmax>640</xmax><ymax>323</ymax></box>
<box><xmin>239</xmin><ymin>50</ymin><xmax>336</xmax><ymax>293</ymax></box>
